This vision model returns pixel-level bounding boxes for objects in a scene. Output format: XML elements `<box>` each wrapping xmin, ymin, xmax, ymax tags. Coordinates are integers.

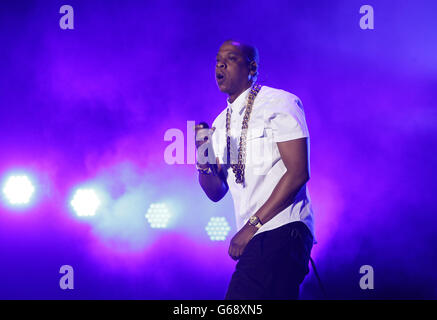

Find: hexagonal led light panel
<box><xmin>205</xmin><ymin>217</ymin><xmax>231</xmax><ymax>241</ymax></box>
<box><xmin>2</xmin><ymin>175</ymin><xmax>35</xmax><ymax>206</ymax></box>
<box><xmin>70</xmin><ymin>188</ymin><xmax>101</xmax><ymax>217</ymax></box>
<box><xmin>145</xmin><ymin>203</ymin><xmax>172</xmax><ymax>228</ymax></box>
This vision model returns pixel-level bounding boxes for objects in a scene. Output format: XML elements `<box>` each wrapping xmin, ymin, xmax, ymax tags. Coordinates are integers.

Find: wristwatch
<box><xmin>248</xmin><ymin>215</ymin><xmax>263</xmax><ymax>229</ymax></box>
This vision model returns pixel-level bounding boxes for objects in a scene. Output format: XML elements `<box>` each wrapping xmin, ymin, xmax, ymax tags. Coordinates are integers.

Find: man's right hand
<box><xmin>195</xmin><ymin>125</ymin><xmax>215</xmax><ymax>149</ymax></box>
<box><xmin>195</xmin><ymin>125</ymin><xmax>216</xmax><ymax>168</ymax></box>
<box><xmin>196</xmin><ymin>125</ymin><xmax>228</xmax><ymax>202</ymax></box>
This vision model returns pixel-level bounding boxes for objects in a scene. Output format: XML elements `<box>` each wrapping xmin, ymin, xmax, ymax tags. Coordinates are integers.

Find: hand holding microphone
<box><xmin>194</xmin><ymin>122</ymin><xmax>213</xmax><ymax>150</ymax></box>
<box><xmin>194</xmin><ymin>122</ymin><xmax>221</xmax><ymax>174</ymax></box>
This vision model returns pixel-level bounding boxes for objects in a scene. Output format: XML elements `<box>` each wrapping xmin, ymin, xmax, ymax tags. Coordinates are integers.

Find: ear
<box><xmin>249</xmin><ymin>61</ymin><xmax>257</xmax><ymax>74</ymax></box>
<box><xmin>248</xmin><ymin>61</ymin><xmax>258</xmax><ymax>80</ymax></box>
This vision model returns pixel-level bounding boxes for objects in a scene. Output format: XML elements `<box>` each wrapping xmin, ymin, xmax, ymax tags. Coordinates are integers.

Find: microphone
<box><xmin>195</xmin><ymin>122</ymin><xmax>215</xmax><ymax>169</ymax></box>
<box><xmin>196</xmin><ymin>122</ymin><xmax>209</xmax><ymax>129</ymax></box>
<box><xmin>195</xmin><ymin>122</ymin><xmax>211</xmax><ymax>144</ymax></box>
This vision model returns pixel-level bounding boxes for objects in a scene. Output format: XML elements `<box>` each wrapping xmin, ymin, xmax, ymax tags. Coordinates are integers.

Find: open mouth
<box><xmin>216</xmin><ymin>72</ymin><xmax>225</xmax><ymax>83</ymax></box>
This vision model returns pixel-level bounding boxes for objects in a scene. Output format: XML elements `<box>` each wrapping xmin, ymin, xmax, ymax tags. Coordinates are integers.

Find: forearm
<box><xmin>254</xmin><ymin>170</ymin><xmax>309</xmax><ymax>225</ymax></box>
<box><xmin>199</xmin><ymin>170</ymin><xmax>228</xmax><ymax>202</ymax></box>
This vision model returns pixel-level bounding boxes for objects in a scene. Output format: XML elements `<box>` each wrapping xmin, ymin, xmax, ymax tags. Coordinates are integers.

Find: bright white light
<box><xmin>145</xmin><ymin>203</ymin><xmax>171</xmax><ymax>228</ymax></box>
<box><xmin>70</xmin><ymin>188</ymin><xmax>101</xmax><ymax>217</ymax></box>
<box><xmin>205</xmin><ymin>217</ymin><xmax>231</xmax><ymax>241</ymax></box>
<box><xmin>2</xmin><ymin>175</ymin><xmax>35</xmax><ymax>205</ymax></box>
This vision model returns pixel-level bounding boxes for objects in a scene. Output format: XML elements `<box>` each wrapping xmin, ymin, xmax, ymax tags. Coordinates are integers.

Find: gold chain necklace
<box><xmin>226</xmin><ymin>83</ymin><xmax>262</xmax><ymax>185</ymax></box>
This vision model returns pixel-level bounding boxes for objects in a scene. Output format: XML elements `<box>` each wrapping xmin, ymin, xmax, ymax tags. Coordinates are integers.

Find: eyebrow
<box><xmin>216</xmin><ymin>50</ymin><xmax>242</xmax><ymax>59</ymax></box>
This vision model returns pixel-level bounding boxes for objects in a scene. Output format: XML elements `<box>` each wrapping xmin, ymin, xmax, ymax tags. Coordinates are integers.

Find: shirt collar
<box><xmin>227</xmin><ymin>87</ymin><xmax>251</xmax><ymax>114</ymax></box>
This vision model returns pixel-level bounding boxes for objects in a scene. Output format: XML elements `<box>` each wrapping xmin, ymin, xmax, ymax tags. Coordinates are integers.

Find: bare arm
<box><xmin>198</xmin><ymin>159</ymin><xmax>228</xmax><ymax>202</ymax></box>
<box><xmin>196</xmin><ymin>127</ymin><xmax>228</xmax><ymax>202</ymax></box>
<box><xmin>228</xmin><ymin>137</ymin><xmax>310</xmax><ymax>260</ymax></box>
<box><xmin>254</xmin><ymin>137</ymin><xmax>310</xmax><ymax>224</ymax></box>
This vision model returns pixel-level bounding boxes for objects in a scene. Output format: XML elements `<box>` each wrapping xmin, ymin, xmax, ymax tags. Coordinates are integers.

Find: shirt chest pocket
<box><xmin>246</xmin><ymin>126</ymin><xmax>265</xmax><ymax>141</ymax></box>
<box><xmin>246</xmin><ymin>126</ymin><xmax>267</xmax><ymax>165</ymax></box>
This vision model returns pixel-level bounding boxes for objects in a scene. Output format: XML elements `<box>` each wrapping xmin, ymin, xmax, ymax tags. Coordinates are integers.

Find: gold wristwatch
<box><xmin>248</xmin><ymin>215</ymin><xmax>263</xmax><ymax>229</ymax></box>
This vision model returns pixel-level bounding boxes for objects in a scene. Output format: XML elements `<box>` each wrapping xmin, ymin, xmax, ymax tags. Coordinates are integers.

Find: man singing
<box><xmin>195</xmin><ymin>40</ymin><xmax>315</xmax><ymax>300</ymax></box>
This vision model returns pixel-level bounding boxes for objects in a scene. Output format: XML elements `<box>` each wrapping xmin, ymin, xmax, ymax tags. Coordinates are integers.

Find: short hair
<box><xmin>222</xmin><ymin>40</ymin><xmax>259</xmax><ymax>80</ymax></box>
<box><xmin>222</xmin><ymin>40</ymin><xmax>259</xmax><ymax>65</ymax></box>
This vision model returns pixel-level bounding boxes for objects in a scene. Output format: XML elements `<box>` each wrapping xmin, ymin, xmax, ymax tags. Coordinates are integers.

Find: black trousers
<box><xmin>225</xmin><ymin>221</ymin><xmax>313</xmax><ymax>300</ymax></box>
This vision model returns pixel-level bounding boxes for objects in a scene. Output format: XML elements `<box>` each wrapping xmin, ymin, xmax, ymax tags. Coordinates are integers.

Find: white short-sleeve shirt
<box><xmin>211</xmin><ymin>85</ymin><xmax>315</xmax><ymax>240</ymax></box>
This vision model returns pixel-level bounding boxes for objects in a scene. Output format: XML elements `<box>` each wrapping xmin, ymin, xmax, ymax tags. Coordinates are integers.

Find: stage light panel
<box><xmin>205</xmin><ymin>217</ymin><xmax>231</xmax><ymax>241</ymax></box>
<box><xmin>70</xmin><ymin>188</ymin><xmax>101</xmax><ymax>217</ymax></box>
<box><xmin>2</xmin><ymin>175</ymin><xmax>35</xmax><ymax>205</ymax></box>
<box><xmin>145</xmin><ymin>203</ymin><xmax>171</xmax><ymax>228</ymax></box>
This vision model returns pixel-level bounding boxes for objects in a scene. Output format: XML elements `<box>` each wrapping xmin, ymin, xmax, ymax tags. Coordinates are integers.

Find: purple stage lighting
<box><xmin>145</xmin><ymin>203</ymin><xmax>171</xmax><ymax>228</ymax></box>
<box><xmin>70</xmin><ymin>188</ymin><xmax>101</xmax><ymax>217</ymax></box>
<box><xmin>205</xmin><ymin>217</ymin><xmax>231</xmax><ymax>241</ymax></box>
<box><xmin>2</xmin><ymin>175</ymin><xmax>35</xmax><ymax>206</ymax></box>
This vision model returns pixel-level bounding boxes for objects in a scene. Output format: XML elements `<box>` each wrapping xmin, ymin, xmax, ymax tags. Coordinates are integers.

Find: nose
<box><xmin>216</xmin><ymin>61</ymin><xmax>226</xmax><ymax>69</ymax></box>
